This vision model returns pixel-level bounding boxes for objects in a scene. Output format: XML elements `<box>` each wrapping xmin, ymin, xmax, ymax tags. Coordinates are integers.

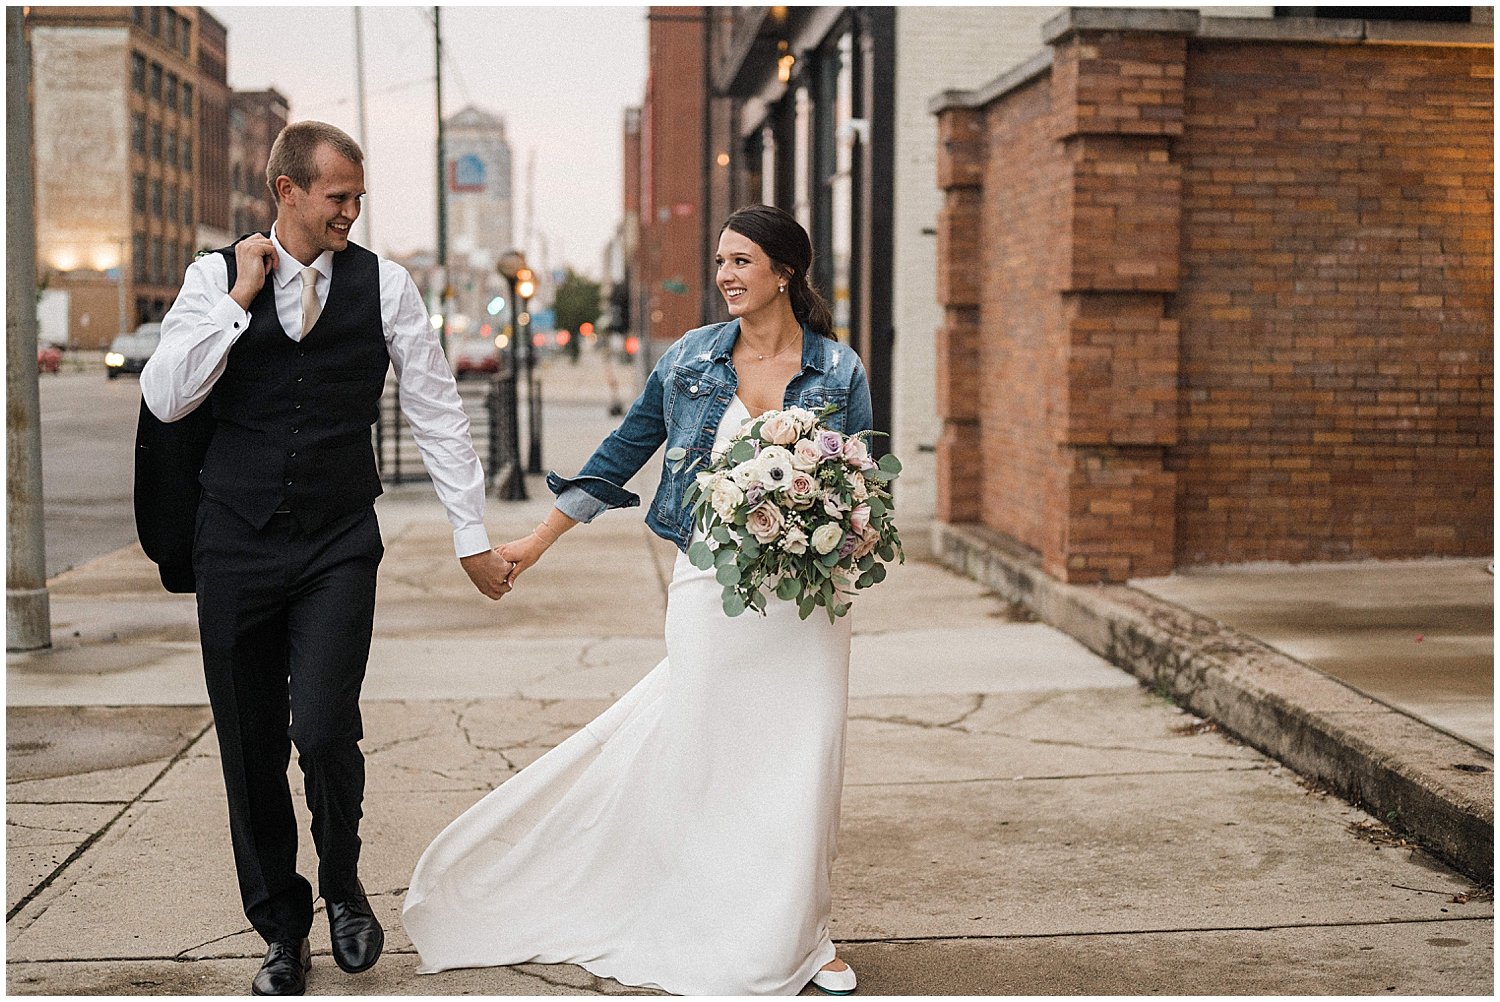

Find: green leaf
<box><xmin>729</xmin><ymin>440</ymin><xmax>756</xmax><ymax>464</ymax></box>
<box><xmin>688</xmin><ymin>541</ymin><xmax>714</xmax><ymax>570</ymax></box>
<box><xmin>877</xmin><ymin>544</ymin><xmax>894</xmax><ymax>562</ymax></box>
<box><xmin>723</xmin><ymin>591</ymin><xmax>747</xmax><ymax>617</ymax></box>
<box><xmin>857</xmin><ymin>554</ymin><xmax>874</xmax><ymax>572</ymax></box>
<box><xmin>714</xmin><ymin>546</ymin><xmax>736</xmax><ymax>569</ymax></box>
<box><xmin>878</xmin><ymin>453</ymin><xmax>903</xmax><ymax>474</ymax></box>
<box><xmin>798</xmin><ymin>594</ymin><xmax>815</xmax><ymax>620</ymax></box>
<box><xmin>866</xmin><ymin>498</ymin><xmax>886</xmax><ymax>518</ymax></box>
<box><xmin>820</xmin><ymin>551</ymin><xmax>841</xmax><ymax>567</ymax></box>
<box><xmin>716</xmin><ymin>564</ymin><xmax>742</xmax><ymax>587</ymax></box>
<box><xmin>742</xmin><ymin>538</ymin><xmax>761</xmax><ymax>560</ymax></box>
<box><xmin>711</xmin><ymin>524</ymin><xmax>732</xmax><ymax>546</ymax></box>
<box><xmin>833</xmin><ymin>603</ymin><xmax>849</xmax><ymax>618</ymax></box>
<box><xmin>666</xmin><ymin>446</ymin><xmax>687</xmax><ymax>462</ymax></box>
<box><xmin>870</xmin><ymin>563</ymin><xmax>887</xmax><ymax>584</ymax></box>
<box><xmin>776</xmin><ymin>577</ymin><xmax>800</xmax><ymax>601</ymax></box>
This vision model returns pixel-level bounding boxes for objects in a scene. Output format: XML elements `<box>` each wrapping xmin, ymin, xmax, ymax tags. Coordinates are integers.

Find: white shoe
<box><xmin>811</xmin><ymin>962</ymin><xmax>857</xmax><ymax>995</ymax></box>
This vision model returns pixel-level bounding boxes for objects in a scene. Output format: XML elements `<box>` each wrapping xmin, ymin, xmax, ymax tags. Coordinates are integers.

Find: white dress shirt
<box><xmin>141</xmin><ymin>226</ymin><xmax>492</xmax><ymax>558</ymax></box>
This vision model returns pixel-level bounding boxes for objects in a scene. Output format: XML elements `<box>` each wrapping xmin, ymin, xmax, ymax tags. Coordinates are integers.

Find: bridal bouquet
<box><xmin>668</xmin><ymin>405</ymin><xmax>904</xmax><ymax>622</ymax></box>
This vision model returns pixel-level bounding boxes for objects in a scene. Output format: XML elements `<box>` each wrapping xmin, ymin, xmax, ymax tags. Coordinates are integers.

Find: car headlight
<box><xmin>105</xmin><ymin>352</ymin><xmax>124</xmax><ymax>367</ymax></box>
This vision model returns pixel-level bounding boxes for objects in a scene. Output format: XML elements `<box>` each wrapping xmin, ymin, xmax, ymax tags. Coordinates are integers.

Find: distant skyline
<box><xmin>209</xmin><ymin>4</ymin><xmax>648</xmax><ymax>278</ymax></box>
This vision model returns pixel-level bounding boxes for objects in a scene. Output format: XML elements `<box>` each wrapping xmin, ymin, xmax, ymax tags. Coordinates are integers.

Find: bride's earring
<box><xmin>778</xmin><ymin>283</ymin><xmax>787</xmax><ymax>294</ymax></box>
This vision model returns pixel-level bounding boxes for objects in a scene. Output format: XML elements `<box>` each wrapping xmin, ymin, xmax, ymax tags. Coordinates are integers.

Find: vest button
<box><xmin>284</xmin><ymin>479</ymin><xmax>293</xmax><ymax>487</ymax></box>
<box><xmin>294</xmin><ymin>403</ymin><xmax>303</xmax><ymax>410</ymax></box>
<box><xmin>289</xmin><ymin>451</ymin><xmax>297</xmax><ymax>458</ymax></box>
<box><xmin>296</xmin><ymin>376</ymin><xmax>303</xmax><ymax>383</ymax></box>
<box><xmin>292</xmin><ymin>427</ymin><xmax>299</xmax><ymax>434</ymax></box>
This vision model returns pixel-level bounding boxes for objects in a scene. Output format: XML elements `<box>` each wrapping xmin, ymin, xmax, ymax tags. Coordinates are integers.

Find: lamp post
<box><xmin>495</xmin><ymin>251</ymin><xmax>529</xmax><ymax>500</ymax></box>
<box><xmin>514</xmin><ymin>266</ymin><xmax>542</xmax><ymax>475</ymax></box>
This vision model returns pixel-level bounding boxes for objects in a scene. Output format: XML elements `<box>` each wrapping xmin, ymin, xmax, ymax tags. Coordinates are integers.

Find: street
<box><xmin>36</xmin><ymin>368</ymin><xmax>145</xmax><ymax>579</ymax></box>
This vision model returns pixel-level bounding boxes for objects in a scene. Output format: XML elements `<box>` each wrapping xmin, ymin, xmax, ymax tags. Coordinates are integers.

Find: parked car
<box><xmin>105</xmin><ymin>323</ymin><xmax>161</xmax><ymax>378</ymax></box>
<box><xmin>451</xmin><ymin>336</ymin><xmax>500</xmax><ymax>379</ymax></box>
<box><xmin>37</xmin><ymin>343</ymin><xmax>62</xmax><ymax>374</ymax></box>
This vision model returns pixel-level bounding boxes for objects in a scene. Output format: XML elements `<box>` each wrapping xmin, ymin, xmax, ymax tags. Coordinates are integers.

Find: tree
<box><xmin>551</xmin><ymin>269</ymin><xmax>602</xmax><ymax>362</ymax></box>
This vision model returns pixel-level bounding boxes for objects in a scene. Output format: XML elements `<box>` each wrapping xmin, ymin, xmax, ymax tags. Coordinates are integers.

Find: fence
<box><xmin>374</xmin><ymin>368</ymin><xmax>524</xmax><ymax>499</ymax></box>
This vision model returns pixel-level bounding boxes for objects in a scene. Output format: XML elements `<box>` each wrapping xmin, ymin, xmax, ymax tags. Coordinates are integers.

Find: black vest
<box><xmin>199</xmin><ymin>237</ymin><xmax>389</xmax><ymax>532</ymax></box>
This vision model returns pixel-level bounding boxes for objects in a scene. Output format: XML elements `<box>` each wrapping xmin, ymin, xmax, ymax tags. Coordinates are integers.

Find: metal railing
<box><xmin>374</xmin><ymin>368</ymin><xmax>523</xmax><ymax>498</ymax></box>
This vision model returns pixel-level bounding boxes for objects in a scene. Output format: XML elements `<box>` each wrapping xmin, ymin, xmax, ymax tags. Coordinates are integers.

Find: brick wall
<box><xmin>936</xmin><ymin>13</ymin><xmax>1492</xmax><ymax>582</ymax></box>
<box><xmin>1172</xmin><ymin>40</ymin><xmax>1493</xmax><ymax>564</ymax></box>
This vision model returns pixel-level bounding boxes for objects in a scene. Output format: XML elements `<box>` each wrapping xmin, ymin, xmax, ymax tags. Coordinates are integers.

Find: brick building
<box><xmin>228</xmin><ymin>88</ymin><xmax>288</xmax><ymax>238</ymax></box>
<box><xmin>196</xmin><ymin>10</ymin><xmax>231</xmax><ymax>250</ymax></box>
<box><xmin>632</xmin><ymin>6</ymin><xmax>711</xmax><ymax>365</ymax></box>
<box><xmin>28</xmin><ymin>5</ymin><xmax>209</xmax><ymax>342</ymax></box>
<box><xmin>932</xmin><ymin>9</ymin><xmax>1493</xmax><ymax>584</ymax></box>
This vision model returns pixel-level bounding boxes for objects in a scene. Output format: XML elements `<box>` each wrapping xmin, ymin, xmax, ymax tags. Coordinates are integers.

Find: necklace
<box><xmin>749</xmin><ymin>329</ymin><xmax>801</xmax><ymax>362</ymax></box>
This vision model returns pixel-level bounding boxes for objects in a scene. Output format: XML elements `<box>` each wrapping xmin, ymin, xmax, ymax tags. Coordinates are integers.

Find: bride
<box><xmin>402</xmin><ymin>205</ymin><xmax>873</xmax><ymax>996</ymax></box>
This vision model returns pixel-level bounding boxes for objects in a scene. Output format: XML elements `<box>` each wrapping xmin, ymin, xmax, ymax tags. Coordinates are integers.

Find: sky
<box><xmin>209</xmin><ymin>4</ymin><xmax>648</xmax><ymax>277</ymax></box>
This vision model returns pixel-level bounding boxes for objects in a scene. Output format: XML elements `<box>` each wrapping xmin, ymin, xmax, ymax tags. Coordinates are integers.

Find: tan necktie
<box><xmin>299</xmin><ymin>266</ymin><xmax>322</xmax><ymax>335</ymax></box>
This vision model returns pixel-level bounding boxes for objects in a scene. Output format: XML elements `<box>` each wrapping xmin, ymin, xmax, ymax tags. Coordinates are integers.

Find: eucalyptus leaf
<box><xmin>730</xmin><ymin>441</ymin><xmax>756</xmax><ymax>464</ymax></box>
<box><xmin>714</xmin><ymin>546</ymin><xmax>736</xmax><ymax>569</ymax></box>
<box><xmin>711</xmin><ymin>525</ymin><xmax>732</xmax><ymax>546</ymax></box>
<box><xmin>723</xmin><ymin>592</ymin><xmax>747</xmax><ymax>617</ymax></box>
<box><xmin>878</xmin><ymin>544</ymin><xmax>894</xmax><ymax>562</ymax></box>
<box><xmin>716</xmin><ymin>564</ymin><xmax>742</xmax><ymax>587</ymax></box>
<box><xmin>688</xmin><ymin>541</ymin><xmax>715</xmax><ymax>570</ymax></box>
<box><xmin>871</xmin><ymin>563</ymin><xmax>887</xmax><ymax>584</ymax></box>
<box><xmin>742</xmin><ymin>538</ymin><xmax>761</xmax><ymax>560</ymax></box>
<box><xmin>666</xmin><ymin>446</ymin><xmax>687</xmax><ymax>462</ymax></box>
<box><xmin>798</xmin><ymin>595</ymin><xmax>815</xmax><ymax>620</ymax></box>
<box><xmin>777</xmin><ymin>577</ymin><xmax>800</xmax><ymax>601</ymax></box>
<box><xmin>878</xmin><ymin>453</ymin><xmax>903</xmax><ymax>474</ymax></box>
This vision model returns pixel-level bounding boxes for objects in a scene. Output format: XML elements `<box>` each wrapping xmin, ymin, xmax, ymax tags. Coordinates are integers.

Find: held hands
<box><xmin>498</xmin><ymin>522</ymin><xmax>560</xmax><ymax>587</ymax></box>
<box><xmin>460</xmin><ymin>548</ymin><xmax>515</xmax><ymax>600</ymax></box>
<box><xmin>229</xmin><ymin>234</ymin><xmax>277</xmax><ymax>311</ymax></box>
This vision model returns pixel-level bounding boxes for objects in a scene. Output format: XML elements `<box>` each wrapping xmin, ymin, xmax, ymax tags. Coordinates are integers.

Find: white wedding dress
<box><xmin>403</xmin><ymin>396</ymin><xmax>854</xmax><ymax>995</ymax></box>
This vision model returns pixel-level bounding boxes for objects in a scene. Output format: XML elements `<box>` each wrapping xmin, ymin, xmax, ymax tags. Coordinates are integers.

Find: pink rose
<box><xmin>745</xmin><ymin>500</ymin><xmax>785</xmax><ymax>544</ymax></box>
<box><xmin>792</xmin><ymin>438</ymin><xmax>822</xmax><ymax>472</ymax></box>
<box><xmin>842</xmin><ymin>435</ymin><xmax>874</xmax><ymax>470</ymax></box>
<box><xmin>852</xmin><ymin>525</ymin><xmax>881</xmax><ymax>559</ymax></box>
<box><xmin>758</xmin><ymin>412</ymin><xmax>799</xmax><ymax>445</ymax></box>
<box><xmin>786</xmin><ymin>471</ymin><xmax>819</xmax><ymax>508</ymax></box>
<box><xmin>849</xmin><ymin>504</ymin><xmax>871</xmax><ymax>535</ymax></box>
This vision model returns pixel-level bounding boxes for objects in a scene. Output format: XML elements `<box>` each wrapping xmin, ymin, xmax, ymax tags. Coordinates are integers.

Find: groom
<box><xmin>140</xmin><ymin>121</ymin><xmax>512</xmax><ymax>995</ymax></box>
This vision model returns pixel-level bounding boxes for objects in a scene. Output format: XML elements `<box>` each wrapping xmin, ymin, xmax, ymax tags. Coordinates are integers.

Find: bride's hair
<box><xmin>720</xmin><ymin>205</ymin><xmax>835</xmax><ymax>339</ymax></box>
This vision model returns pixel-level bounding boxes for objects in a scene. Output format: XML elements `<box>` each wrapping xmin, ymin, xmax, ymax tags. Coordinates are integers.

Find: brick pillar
<box><xmin>1046</xmin><ymin>17</ymin><xmax>1188</xmax><ymax>582</ymax></box>
<box><xmin>934</xmin><ymin>108</ymin><xmax>986</xmax><ymax>524</ymax></box>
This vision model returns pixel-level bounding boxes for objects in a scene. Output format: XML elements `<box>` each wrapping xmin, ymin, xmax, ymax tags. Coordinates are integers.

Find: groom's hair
<box><xmin>266</xmin><ymin>121</ymin><xmax>364</xmax><ymax>202</ymax></box>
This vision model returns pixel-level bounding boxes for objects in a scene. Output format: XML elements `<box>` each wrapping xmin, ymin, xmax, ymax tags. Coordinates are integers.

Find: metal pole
<box><xmin>523</xmin><ymin>297</ymin><xmax>542</xmax><ymax>474</ymax></box>
<box><xmin>7</xmin><ymin>7</ymin><xmax>51</xmax><ymax>651</ymax></box>
<box><xmin>353</xmin><ymin>7</ymin><xmax>373</xmax><ymax>248</ymax></box>
<box><xmin>500</xmin><ymin>277</ymin><xmax>526</xmax><ymax>500</ymax></box>
<box><xmin>434</xmin><ymin>5</ymin><xmax>449</xmax><ymax>353</ymax></box>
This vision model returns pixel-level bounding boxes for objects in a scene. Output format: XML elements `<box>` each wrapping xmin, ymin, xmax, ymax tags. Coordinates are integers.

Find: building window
<box><xmin>150</xmin><ymin>179</ymin><xmax>162</xmax><ymax>218</ymax></box>
<box><xmin>133</xmin><ymin>235</ymin><xmax>146</xmax><ymax>280</ymax></box>
<box><xmin>131</xmin><ymin>52</ymin><xmax>146</xmax><ymax>93</ymax></box>
<box><xmin>132</xmin><ymin>113</ymin><xmax>146</xmax><ymax>154</ymax></box>
<box><xmin>182</xmin><ymin>142</ymin><xmax>192</xmax><ymax>171</ymax></box>
<box><xmin>148</xmin><ymin>6</ymin><xmax>160</xmax><ymax>36</ymax></box>
<box><xmin>133</xmin><ymin>7</ymin><xmax>144</xmax><ymax>27</ymax></box>
<box><xmin>133</xmin><ymin>174</ymin><xmax>146</xmax><ymax>213</ymax></box>
<box><xmin>165</xmin><ymin>8</ymin><xmax>177</xmax><ymax>50</ymax></box>
<box><xmin>151</xmin><ymin>238</ymin><xmax>163</xmax><ymax>283</ymax></box>
<box><xmin>183</xmin><ymin>196</ymin><xmax>193</xmax><ymax>226</ymax></box>
<box><xmin>149</xmin><ymin>62</ymin><xmax>162</xmax><ymax>100</ymax></box>
<box><xmin>167</xmin><ymin>129</ymin><xmax>178</xmax><ymax>166</ymax></box>
<box><xmin>182</xmin><ymin>83</ymin><xmax>193</xmax><ymax>117</ymax></box>
<box><xmin>166</xmin><ymin>185</ymin><xmax>177</xmax><ymax>223</ymax></box>
<box><xmin>179</xmin><ymin>17</ymin><xmax>191</xmax><ymax>57</ymax></box>
<box><xmin>232</xmin><ymin>163</ymin><xmax>242</xmax><ymax>192</ymax></box>
<box><xmin>166</xmin><ymin>73</ymin><xmax>178</xmax><ymax>109</ymax></box>
<box><xmin>150</xmin><ymin>122</ymin><xmax>161</xmax><ymax>160</ymax></box>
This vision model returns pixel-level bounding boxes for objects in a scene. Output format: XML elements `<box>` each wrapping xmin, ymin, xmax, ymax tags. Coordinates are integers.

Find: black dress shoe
<box><xmin>251</xmin><ymin>938</ymin><xmax>310</xmax><ymax>996</ymax></box>
<box><xmin>327</xmin><ymin>888</ymin><xmax>384</xmax><ymax>974</ymax></box>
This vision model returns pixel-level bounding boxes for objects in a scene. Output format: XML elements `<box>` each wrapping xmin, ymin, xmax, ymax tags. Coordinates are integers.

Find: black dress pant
<box><xmin>194</xmin><ymin>496</ymin><xmax>384</xmax><ymax>943</ymax></box>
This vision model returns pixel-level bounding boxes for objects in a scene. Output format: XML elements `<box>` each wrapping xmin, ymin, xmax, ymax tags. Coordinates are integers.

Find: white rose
<box><xmin>811</xmin><ymin>523</ymin><xmax>844</xmax><ymax>556</ymax></box>
<box><xmin>709</xmin><ymin>477</ymin><xmax>745</xmax><ymax>521</ymax></box>
<box><xmin>785</xmin><ymin>407</ymin><xmax>819</xmax><ymax>433</ymax></box>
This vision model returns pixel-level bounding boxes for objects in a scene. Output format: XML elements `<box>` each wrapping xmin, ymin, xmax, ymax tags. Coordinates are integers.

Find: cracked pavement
<box><xmin>8</xmin><ymin>392</ymin><xmax>1494</xmax><ymax>993</ymax></box>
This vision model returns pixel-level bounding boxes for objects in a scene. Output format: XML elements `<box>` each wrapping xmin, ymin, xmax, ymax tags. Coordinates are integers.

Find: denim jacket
<box><xmin>547</xmin><ymin>319</ymin><xmax>874</xmax><ymax>552</ymax></box>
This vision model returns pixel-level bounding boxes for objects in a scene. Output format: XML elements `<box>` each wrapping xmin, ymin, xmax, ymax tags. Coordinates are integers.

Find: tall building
<box><xmin>442</xmin><ymin>105</ymin><xmax>514</xmax><ymax>335</ymax></box>
<box><xmin>196</xmin><ymin>9</ymin><xmax>231</xmax><ymax>249</ymax></box>
<box><xmin>229</xmin><ymin>89</ymin><xmax>290</xmax><ymax>237</ymax></box>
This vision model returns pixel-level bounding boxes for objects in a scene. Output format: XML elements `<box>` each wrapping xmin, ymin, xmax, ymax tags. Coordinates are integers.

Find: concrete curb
<box><xmin>934</xmin><ymin>522</ymin><xmax>1495</xmax><ymax>885</ymax></box>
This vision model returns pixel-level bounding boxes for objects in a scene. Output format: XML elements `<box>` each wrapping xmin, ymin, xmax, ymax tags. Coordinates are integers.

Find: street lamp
<box><xmin>512</xmin><ymin>265</ymin><xmax>543</xmax><ymax>475</ymax></box>
<box><xmin>494</xmin><ymin>250</ymin><xmax>530</xmax><ymax>500</ymax></box>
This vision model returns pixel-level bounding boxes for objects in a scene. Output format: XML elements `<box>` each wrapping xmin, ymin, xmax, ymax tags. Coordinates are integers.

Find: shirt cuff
<box><xmin>453</xmin><ymin>524</ymin><xmax>492</xmax><ymax>558</ymax></box>
<box><xmin>212</xmin><ymin>294</ymin><xmax>251</xmax><ymax>339</ymax></box>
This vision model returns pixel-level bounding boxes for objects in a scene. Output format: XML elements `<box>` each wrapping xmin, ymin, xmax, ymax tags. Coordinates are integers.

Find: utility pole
<box><xmin>434</xmin><ymin>5</ymin><xmax>450</xmax><ymax>351</ymax></box>
<box><xmin>7</xmin><ymin>6</ymin><xmax>51</xmax><ymax>651</ymax></box>
<box><xmin>353</xmin><ymin>7</ymin><xmax>373</xmax><ymax>248</ymax></box>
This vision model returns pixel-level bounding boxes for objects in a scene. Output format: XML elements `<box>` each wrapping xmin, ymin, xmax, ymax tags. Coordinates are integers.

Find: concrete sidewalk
<box><xmin>6</xmin><ymin>352</ymin><xmax>1494</xmax><ymax>994</ymax></box>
